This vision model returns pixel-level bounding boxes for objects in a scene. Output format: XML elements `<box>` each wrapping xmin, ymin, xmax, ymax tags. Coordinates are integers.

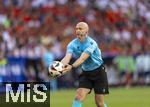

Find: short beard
<box><xmin>78</xmin><ymin>32</ymin><xmax>86</xmax><ymax>37</ymax></box>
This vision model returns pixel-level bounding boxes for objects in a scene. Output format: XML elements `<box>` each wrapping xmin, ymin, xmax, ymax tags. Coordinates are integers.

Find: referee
<box><xmin>61</xmin><ymin>22</ymin><xmax>109</xmax><ymax>107</ymax></box>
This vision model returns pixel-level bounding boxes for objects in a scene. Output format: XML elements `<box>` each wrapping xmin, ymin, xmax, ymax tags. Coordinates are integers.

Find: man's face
<box><xmin>75</xmin><ymin>23</ymin><xmax>88</xmax><ymax>42</ymax></box>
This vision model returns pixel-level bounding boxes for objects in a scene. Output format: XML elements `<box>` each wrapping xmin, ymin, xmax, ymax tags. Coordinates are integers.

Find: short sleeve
<box><xmin>84</xmin><ymin>42</ymin><xmax>97</xmax><ymax>55</ymax></box>
<box><xmin>67</xmin><ymin>42</ymin><xmax>74</xmax><ymax>54</ymax></box>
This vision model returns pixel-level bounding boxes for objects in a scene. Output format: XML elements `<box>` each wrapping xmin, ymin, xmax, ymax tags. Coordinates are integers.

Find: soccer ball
<box><xmin>49</xmin><ymin>61</ymin><xmax>64</xmax><ymax>77</ymax></box>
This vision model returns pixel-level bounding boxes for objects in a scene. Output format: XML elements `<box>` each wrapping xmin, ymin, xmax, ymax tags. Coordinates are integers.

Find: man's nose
<box><xmin>76</xmin><ymin>30</ymin><xmax>79</xmax><ymax>32</ymax></box>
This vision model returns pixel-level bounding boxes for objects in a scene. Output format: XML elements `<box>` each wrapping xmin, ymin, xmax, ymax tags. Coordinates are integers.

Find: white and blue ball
<box><xmin>49</xmin><ymin>61</ymin><xmax>64</xmax><ymax>77</ymax></box>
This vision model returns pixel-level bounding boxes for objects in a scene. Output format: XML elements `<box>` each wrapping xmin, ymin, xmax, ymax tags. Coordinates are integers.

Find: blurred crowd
<box><xmin>0</xmin><ymin>0</ymin><xmax>150</xmax><ymax>89</ymax></box>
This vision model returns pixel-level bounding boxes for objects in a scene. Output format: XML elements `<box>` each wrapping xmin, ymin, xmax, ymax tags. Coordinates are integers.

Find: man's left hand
<box><xmin>61</xmin><ymin>64</ymin><xmax>72</xmax><ymax>75</ymax></box>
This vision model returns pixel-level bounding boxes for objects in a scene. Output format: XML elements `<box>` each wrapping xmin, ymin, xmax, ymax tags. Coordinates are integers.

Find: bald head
<box><xmin>75</xmin><ymin>22</ymin><xmax>89</xmax><ymax>42</ymax></box>
<box><xmin>76</xmin><ymin>22</ymin><xmax>89</xmax><ymax>32</ymax></box>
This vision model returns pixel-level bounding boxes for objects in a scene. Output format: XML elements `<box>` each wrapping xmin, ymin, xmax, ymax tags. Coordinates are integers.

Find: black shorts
<box><xmin>78</xmin><ymin>65</ymin><xmax>109</xmax><ymax>94</ymax></box>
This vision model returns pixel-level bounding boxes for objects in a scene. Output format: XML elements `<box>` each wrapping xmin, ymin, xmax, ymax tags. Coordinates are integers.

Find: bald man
<box><xmin>61</xmin><ymin>22</ymin><xmax>109</xmax><ymax>107</ymax></box>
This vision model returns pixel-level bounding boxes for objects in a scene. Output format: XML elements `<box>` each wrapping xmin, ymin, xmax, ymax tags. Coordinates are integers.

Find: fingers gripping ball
<box><xmin>49</xmin><ymin>61</ymin><xmax>64</xmax><ymax>77</ymax></box>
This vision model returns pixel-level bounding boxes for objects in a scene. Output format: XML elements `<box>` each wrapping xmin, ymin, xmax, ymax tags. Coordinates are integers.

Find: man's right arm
<box><xmin>61</xmin><ymin>53</ymin><xmax>72</xmax><ymax>65</ymax></box>
<box><xmin>61</xmin><ymin>41</ymin><xmax>73</xmax><ymax>65</ymax></box>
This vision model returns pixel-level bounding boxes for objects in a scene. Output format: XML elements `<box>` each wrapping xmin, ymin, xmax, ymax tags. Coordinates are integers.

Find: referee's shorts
<box><xmin>78</xmin><ymin>64</ymin><xmax>109</xmax><ymax>94</ymax></box>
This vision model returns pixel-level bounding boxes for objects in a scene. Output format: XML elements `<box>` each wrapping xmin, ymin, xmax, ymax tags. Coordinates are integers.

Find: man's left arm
<box><xmin>71</xmin><ymin>41</ymin><xmax>97</xmax><ymax>68</ymax></box>
<box><xmin>62</xmin><ymin>52</ymin><xmax>89</xmax><ymax>72</ymax></box>
<box><xmin>72</xmin><ymin>52</ymin><xmax>90</xmax><ymax>68</ymax></box>
<box><xmin>63</xmin><ymin>41</ymin><xmax>97</xmax><ymax>72</ymax></box>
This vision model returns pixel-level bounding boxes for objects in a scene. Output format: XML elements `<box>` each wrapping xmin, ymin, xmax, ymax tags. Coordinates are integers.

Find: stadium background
<box><xmin>0</xmin><ymin>0</ymin><xmax>150</xmax><ymax>107</ymax></box>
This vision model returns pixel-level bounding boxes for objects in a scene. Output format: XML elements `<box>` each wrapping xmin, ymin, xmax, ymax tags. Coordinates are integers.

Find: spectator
<box><xmin>113</xmin><ymin>45</ymin><xmax>136</xmax><ymax>87</ymax></box>
<box><xmin>136</xmin><ymin>47</ymin><xmax>150</xmax><ymax>85</ymax></box>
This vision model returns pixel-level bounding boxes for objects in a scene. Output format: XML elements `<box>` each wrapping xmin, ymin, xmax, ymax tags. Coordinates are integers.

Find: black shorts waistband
<box><xmin>82</xmin><ymin>64</ymin><xmax>104</xmax><ymax>73</ymax></box>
